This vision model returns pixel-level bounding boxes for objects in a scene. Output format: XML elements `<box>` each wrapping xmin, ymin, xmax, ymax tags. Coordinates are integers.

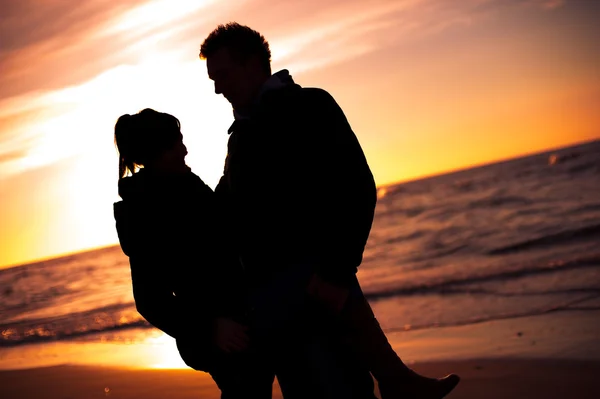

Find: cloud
<box><xmin>209</xmin><ymin>0</ymin><xmax>568</xmax><ymax>73</ymax></box>
<box><xmin>0</xmin><ymin>0</ymin><xmax>569</xmax><ymax>101</ymax></box>
<box><xmin>0</xmin><ymin>0</ymin><xmax>136</xmax><ymax>54</ymax></box>
<box><xmin>524</xmin><ymin>0</ymin><xmax>566</xmax><ymax>9</ymax></box>
<box><xmin>0</xmin><ymin>0</ymin><xmax>147</xmax><ymax>98</ymax></box>
<box><xmin>0</xmin><ymin>0</ymin><xmax>577</xmax><ymax>180</ymax></box>
<box><xmin>0</xmin><ymin>149</ymin><xmax>28</xmax><ymax>164</ymax></box>
<box><xmin>540</xmin><ymin>0</ymin><xmax>565</xmax><ymax>9</ymax></box>
<box><xmin>470</xmin><ymin>0</ymin><xmax>567</xmax><ymax>12</ymax></box>
<box><xmin>0</xmin><ymin>0</ymin><xmax>227</xmax><ymax>179</ymax></box>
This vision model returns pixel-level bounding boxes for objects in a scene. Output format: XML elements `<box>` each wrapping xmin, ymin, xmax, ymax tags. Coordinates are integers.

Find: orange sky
<box><xmin>0</xmin><ymin>0</ymin><xmax>598</xmax><ymax>269</ymax></box>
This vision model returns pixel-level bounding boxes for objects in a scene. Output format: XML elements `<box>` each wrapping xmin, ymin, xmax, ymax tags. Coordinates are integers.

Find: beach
<box><xmin>1</xmin><ymin>140</ymin><xmax>599</xmax><ymax>398</ymax></box>
<box><xmin>3</xmin><ymin>358</ymin><xmax>600</xmax><ymax>399</ymax></box>
<box><xmin>2</xmin><ymin>309</ymin><xmax>599</xmax><ymax>398</ymax></box>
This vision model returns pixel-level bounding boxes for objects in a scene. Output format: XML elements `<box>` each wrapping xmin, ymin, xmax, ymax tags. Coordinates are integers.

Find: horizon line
<box><xmin>2</xmin><ymin>135</ymin><xmax>598</xmax><ymax>271</ymax></box>
<box><xmin>379</xmin><ymin>136</ymin><xmax>600</xmax><ymax>188</ymax></box>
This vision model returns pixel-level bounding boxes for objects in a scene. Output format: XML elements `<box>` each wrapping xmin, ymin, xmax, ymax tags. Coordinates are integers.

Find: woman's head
<box><xmin>114</xmin><ymin>108</ymin><xmax>187</xmax><ymax>178</ymax></box>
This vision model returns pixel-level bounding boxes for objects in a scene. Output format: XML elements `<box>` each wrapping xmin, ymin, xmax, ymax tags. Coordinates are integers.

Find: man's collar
<box><xmin>232</xmin><ymin>69</ymin><xmax>295</xmax><ymax>121</ymax></box>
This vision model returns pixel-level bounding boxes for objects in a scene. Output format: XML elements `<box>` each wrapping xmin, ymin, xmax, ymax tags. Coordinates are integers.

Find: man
<box><xmin>199</xmin><ymin>22</ymin><xmax>459</xmax><ymax>399</ymax></box>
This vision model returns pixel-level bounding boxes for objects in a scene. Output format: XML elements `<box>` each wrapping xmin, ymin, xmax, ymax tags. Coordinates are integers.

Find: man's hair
<box><xmin>199</xmin><ymin>22</ymin><xmax>271</xmax><ymax>74</ymax></box>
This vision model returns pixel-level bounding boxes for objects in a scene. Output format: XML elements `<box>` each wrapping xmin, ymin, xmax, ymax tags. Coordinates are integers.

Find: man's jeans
<box><xmin>249</xmin><ymin>263</ymin><xmax>377</xmax><ymax>399</ymax></box>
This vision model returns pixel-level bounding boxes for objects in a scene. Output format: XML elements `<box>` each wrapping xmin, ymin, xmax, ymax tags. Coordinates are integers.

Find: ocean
<box><xmin>1</xmin><ymin>139</ymin><xmax>600</xmax><ymax>368</ymax></box>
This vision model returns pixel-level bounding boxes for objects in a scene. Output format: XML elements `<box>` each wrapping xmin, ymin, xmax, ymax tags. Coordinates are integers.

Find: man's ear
<box><xmin>244</xmin><ymin>54</ymin><xmax>263</xmax><ymax>72</ymax></box>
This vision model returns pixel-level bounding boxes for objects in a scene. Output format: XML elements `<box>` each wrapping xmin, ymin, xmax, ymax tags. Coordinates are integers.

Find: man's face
<box><xmin>206</xmin><ymin>47</ymin><xmax>258</xmax><ymax>111</ymax></box>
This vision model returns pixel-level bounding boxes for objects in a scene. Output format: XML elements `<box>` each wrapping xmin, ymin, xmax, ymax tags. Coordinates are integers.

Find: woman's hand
<box><xmin>213</xmin><ymin>317</ymin><xmax>250</xmax><ymax>353</ymax></box>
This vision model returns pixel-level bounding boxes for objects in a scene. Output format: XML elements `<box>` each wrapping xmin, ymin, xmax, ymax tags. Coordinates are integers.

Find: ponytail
<box><xmin>118</xmin><ymin>155</ymin><xmax>135</xmax><ymax>180</ymax></box>
<box><xmin>114</xmin><ymin>114</ymin><xmax>137</xmax><ymax>180</ymax></box>
<box><xmin>113</xmin><ymin>108</ymin><xmax>182</xmax><ymax>180</ymax></box>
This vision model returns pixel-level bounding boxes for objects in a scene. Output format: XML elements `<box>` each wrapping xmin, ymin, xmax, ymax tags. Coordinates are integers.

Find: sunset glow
<box><xmin>0</xmin><ymin>330</ymin><xmax>190</xmax><ymax>370</ymax></box>
<box><xmin>0</xmin><ymin>0</ymin><xmax>598</xmax><ymax>269</ymax></box>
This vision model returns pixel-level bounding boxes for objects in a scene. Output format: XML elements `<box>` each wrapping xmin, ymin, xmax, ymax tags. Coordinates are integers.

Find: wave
<box><xmin>384</xmin><ymin>293</ymin><xmax>600</xmax><ymax>332</ymax></box>
<box><xmin>563</xmin><ymin>203</ymin><xmax>600</xmax><ymax>215</ymax></box>
<box><xmin>468</xmin><ymin>195</ymin><xmax>531</xmax><ymax>209</ymax></box>
<box><xmin>488</xmin><ymin>223</ymin><xmax>600</xmax><ymax>255</ymax></box>
<box><xmin>547</xmin><ymin>151</ymin><xmax>582</xmax><ymax>166</ymax></box>
<box><xmin>363</xmin><ymin>253</ymin><xmax>600</xmax><ymax>300</ymax></box>
<box><xmin>0</xmin><ymin>320</ymin><xmax>151</xmax><ymax>348</ymax></box>
<box><xmin>404</xmin><ymin>243</ymin><xmax>468</xmax><ymax>264</ymax></box>
<box><xmin>2</xmin><ymin>254</ymin><xmax>599</xmax><ymax>348</ymax></box>
<box><xmin>375</xmin><ymin>205</ymin><xmax>429</xmax><ymax>221</ymax></box>
<box><xmin>0</xmin><ymin>303</ymin><xmax>143</xmax><ymax>348</ymax></box>
<box><xmin>567</xmin><ymin>161</ymin><xmax>599</xmax><ymax>175</ymax></box>
<box><xmin>383</xmin><ymin>230</ymin><xmax>426</xmax><ymax>245</ymax></box>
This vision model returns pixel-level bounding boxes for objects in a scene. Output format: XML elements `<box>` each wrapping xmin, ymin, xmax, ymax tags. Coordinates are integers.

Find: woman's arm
<box><xmin>129</xmin><ymin>255</ymin><xmax>186</xmax><ymax>338</ymax></box>
<box><xmin>115</xmin><ymin>200</ymin><xmax>186</xmax><ymax>338</ymax></box>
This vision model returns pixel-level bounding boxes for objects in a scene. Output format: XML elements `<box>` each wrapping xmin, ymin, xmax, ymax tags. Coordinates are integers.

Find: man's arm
<box><xmin>268</xmin><ymin>87</ymin><xmax>376</xmax><ymax>312</ymax></box>
<box><xmin>298</xmin><ymin>88</ymin><xmax>377</xmax><ymax>286</ymax></box>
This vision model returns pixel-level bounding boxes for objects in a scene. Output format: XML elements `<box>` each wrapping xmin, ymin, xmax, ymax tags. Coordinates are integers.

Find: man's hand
<box><xmin>213</xmin><ymin>317</ymin><xmax>250</xmax><ymax>353</ymax></box>
<box><xmin>307</xmin><ymin>273</ymin><xmax>350</xmax><ymax>314</ymax></box>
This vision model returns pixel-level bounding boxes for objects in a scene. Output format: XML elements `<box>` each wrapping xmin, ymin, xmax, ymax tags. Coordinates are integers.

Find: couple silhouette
<box><xmin>113</xmin><ymin>22</ymin><xmax>460</xmax><ymax>399</ymax></box>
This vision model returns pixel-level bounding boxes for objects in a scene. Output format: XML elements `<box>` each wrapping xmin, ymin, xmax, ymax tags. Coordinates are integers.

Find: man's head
<box><xmin>199</xmin><ymin>22</ymin><xmax>271</xmax><ymax>111</ymax></box>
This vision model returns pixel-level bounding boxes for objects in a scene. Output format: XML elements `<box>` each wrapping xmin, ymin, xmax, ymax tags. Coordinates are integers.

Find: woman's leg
<box><xmin>339</xmin><ymin>276</ymin><xmax>460</xmax><ymax>399</ymax></box>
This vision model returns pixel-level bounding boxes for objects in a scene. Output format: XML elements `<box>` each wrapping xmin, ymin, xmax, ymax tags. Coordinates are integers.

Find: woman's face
<box><xmin>155</xmin><ymin>133</ymin><xmax>188</xmax><ymax>173</ymax></box>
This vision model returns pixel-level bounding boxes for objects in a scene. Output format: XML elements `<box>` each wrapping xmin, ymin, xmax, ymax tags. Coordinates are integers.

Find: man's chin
<box><xmin>224</xmin><ymin>97</ymin><xmax>236</xmax><ymax>107</ymax></box>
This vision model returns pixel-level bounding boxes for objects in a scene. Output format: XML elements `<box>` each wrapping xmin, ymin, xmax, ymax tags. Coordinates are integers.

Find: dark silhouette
<box><xmin>113</xmin><ymin>109</ymin><xmax>274</xmax><ymax>398</ymax></box>
<box><xmin>199</xmin><ymin>22</ymin><xmax>460</xmax><ymax>399</ymax></box>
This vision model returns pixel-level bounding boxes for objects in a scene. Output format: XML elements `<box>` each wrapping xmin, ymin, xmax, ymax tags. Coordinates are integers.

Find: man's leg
<box><xmin>273</xmin><ymin>300</ymin><xmax>377</xmax><ymax>399</ymax></box>
<box><xmin>248</xmin><ymin>263</ymin><xmax>376</xmax><ymax>399</ymax></box>
<box><xmin>209</xmin><ymin>349</ymin><xmax>275</xmax><ymax>399</ymax></box>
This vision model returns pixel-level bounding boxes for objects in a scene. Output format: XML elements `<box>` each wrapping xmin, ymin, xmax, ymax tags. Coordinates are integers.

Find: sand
<box><xmin>1</xmin><ymin>358</ymin><xmax>600</xmax><ymax>399</ymax></box>
<box><xmin>2</xmin><ymin>311</ymin><xmax>599</xmax><ymax>398</ymax></box>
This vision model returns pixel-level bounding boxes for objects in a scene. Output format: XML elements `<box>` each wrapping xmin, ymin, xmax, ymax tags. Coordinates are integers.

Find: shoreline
<box><xmin>1</xmin><ymin>309</ymin><xmax>599</xmax><ymax>371</ymax></box>
<box><xmin>1</xmin><ymin>310</ymin><xmax>599</xmax><ymax>398</ymax></box>
<box><xmin>1</xmin><ymin>358</ymin><xmax>599</xmax><ymax>399</ymax></box>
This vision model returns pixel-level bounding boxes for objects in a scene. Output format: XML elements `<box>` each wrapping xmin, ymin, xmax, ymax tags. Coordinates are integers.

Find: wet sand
<box><xmin>2</xmin><ymin>310</ymin><xmax>599</xmax><ymax>398</ymax></box>
<box><xmin>1</xmin><ymin>358</ymin><xmax>599</xmax><ymax>398</ymax></box>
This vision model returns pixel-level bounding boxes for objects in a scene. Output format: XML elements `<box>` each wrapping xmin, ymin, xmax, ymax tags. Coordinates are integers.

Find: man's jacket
<box><xmin>215</xmin><ymin>70</ymin><xmax>377</xmax><ymax>287</ymax></box>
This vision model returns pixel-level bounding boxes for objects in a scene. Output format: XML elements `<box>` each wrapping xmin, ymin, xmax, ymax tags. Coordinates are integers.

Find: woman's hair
<box><xmin>114</xmin><ymin>108</ymin><xmax>181</xmax><ymax>179</ymax></box>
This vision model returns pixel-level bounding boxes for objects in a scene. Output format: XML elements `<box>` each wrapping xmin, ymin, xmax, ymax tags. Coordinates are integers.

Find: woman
<box><xmin>113</xmin><ymin>108</ymin><xmax>274</xmax><ymax>398</ymax></box>
<box><xmin>113</xmin><ymin>108</ymin><xmax>459</xmax><ymax>399</ymax></box>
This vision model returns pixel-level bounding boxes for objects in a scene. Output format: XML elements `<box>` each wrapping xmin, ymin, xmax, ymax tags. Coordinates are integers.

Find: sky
<box><xmin>0</xmin><ymin>0</ymin><xmax>598</xmax><ymax>269</ymax></box>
